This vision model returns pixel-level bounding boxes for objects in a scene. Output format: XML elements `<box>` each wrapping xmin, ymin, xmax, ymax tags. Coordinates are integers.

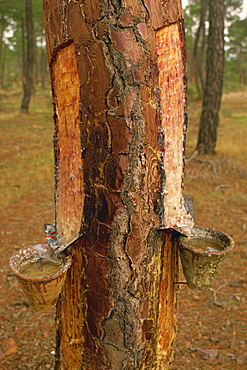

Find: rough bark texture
<box><xmin>196</xmin><ymin>0</ymin><xmax>225</xmax><ymax>155</ymax></box>
<box><xmin>42</xmin><ymin>0</ymin><xmax>191</xmax><ymax>368</ymax></box>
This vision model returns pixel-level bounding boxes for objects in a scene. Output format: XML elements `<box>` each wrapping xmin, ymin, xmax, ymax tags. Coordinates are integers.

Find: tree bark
<box><xmin>197</xmin><ymin>0</ymin><xmax>207</xmax><ymax>95</ymax></box>
<box><xmin>42</xmin><ymin>0</ymin><xmax>192</xmax><ymax>368</ymax></box>
<box><xmin>191</xmin><ymin>0</ymin><xmax>207</xmax><ymax>98</ymax></box>
<box><xmin>20</xmin><ymin>0</ymin><xmax>34</xmax><ymax>113</ymax></box>
<box><xmin>196</xmin><ymin>0</ymin><xmax>225</xmax><ymax>155</ymax></box>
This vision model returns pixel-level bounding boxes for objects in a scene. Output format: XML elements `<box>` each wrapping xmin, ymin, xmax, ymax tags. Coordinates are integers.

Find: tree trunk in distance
<box><xmin>20</xmin><ymin>0</ymin><xmax>34</xmax><ymax>113</ymax></box>
<box><xmin>197</xmin><ymin>0</ymin><xmax>207</xmax><ymax>95</ymax></box>
<box><xmin>196</xmin><ymin>0</ymin><xmax>225</xmax><ymax>155</ymax></box>
<box><xmin>237</xmin><ymin>46</ymin><xmax>244</xmax><ymax>84</ymax></box>
<box><xmin>42</xmin><ymin>0</ymin><xmax>193</xmax><ymax>368</ymax></box>
<box><xmin>191</xmin><ymin>0</ymin><xmax>207</xmax><ymax>98</ymax></box>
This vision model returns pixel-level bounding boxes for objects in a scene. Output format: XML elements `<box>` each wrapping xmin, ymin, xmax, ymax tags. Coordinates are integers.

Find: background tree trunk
<box><xmin>191</xmin><ymin>0</ymin><xmax>207</xmax><ymax>98</ymax></box>
<box><xmin>197</xmin><ymin>0</ymin><xmax>207</xmax><ymax>94</ymax></box>
<box><xmin>42</xmin><ymin>0</ymin><xmax>192</xmax><ymax>368</ymax></box>
<box><xmin>196</xmin><ymin>0</ymin><xmax>225</xmax><ymax>155</ymax></box>
<box><xmin>20</xmin><ymin>0</ymin><xmax>34</xmax><ymax>113</ymax></box>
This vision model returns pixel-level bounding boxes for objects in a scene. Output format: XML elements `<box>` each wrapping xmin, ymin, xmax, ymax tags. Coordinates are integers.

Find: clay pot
<box><xmin>9</xmin><ymin>244</ymin><xmax>72</xmax><ymax>311</ymax></box>
<box><xmin>178</xmin><ymin>227</ymin><xmax>234</xmax><ymax>291</ymax></box>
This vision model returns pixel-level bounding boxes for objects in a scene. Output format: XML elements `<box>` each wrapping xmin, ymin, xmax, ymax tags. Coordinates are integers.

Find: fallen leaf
<box><xmin>210</xmin><ymin>336</ymin><xmax>220</xmax><ymax>343</ymax></box>
<box><xmin>206</xmin><ymin>357</ymin><xmax>218</xmax><ymax>365</ymax></box>
<box><xmin>236</xmin><ymin>354</ymin><xmax>247</xmax><ymax>365</ymax></box>
<box><xmin>2</xmin><ymin>338</ymin><xmax>18</xmax><ymax>356</ymax></box>
<box><xmin>195</xmin><ymin>348</ymin><xmax>218</xmax><ymax>360</ymax></box>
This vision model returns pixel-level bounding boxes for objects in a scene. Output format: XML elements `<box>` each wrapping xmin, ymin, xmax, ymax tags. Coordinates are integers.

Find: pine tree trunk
<box><xmin>191</xmin><ymin>0</ymin><xmax>207</xmax><ymax>98</ymax></box>
<box><xmin>196</xmin><ymin>0</ymin><xmax>225</xmax><ymax>155</ymax></box>
<box><xmin>42</xmin><ymin>0</ymin><xmax>192</xmax><ymax>368</ymax></box>
<box><xmin>20</xmin><ymin>0</ymin><xmax>34</xmax><ymax>113</ymax></box>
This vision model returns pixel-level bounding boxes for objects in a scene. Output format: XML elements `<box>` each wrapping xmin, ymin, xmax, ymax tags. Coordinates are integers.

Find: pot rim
<box><xmin>9</xmin><ymin>244</ymin><xmax>72</xmax><ymax>282</ymax></box>
<box><xmin>178</xmin><ymin>227</ymin><xmax>234</xmax><ymax>256</ymax></box>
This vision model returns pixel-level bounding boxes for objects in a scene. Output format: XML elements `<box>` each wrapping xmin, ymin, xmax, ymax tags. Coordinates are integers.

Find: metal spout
<box><xmin>44</xmin><ymin>223</ymin><xmax>83</xmax><ymax>254</ymax></box>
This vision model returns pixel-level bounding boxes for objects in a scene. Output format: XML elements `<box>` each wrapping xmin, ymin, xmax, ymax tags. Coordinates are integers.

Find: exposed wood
<box><xmin>42</xmin><ymin>0</ymin><xmax>190</xmax><ymax>368</ymax></box>
<box><xmin>156</xmin><ymin>233</ymin><xmax>179</xmax><ymax>367</ymax></box>
<box><xmin>55</xmin><ymin>240</ymin><xmax>85</xmax><ymax>369</ymax></box>
<box><xmin>51</xmin><ymin>42</ymin><xmax>84</xmax><ymax>246</ymax></box>
<box><xmin>156</xmin><ymin>23</ymin><xmax>193</xmax><ymax>234</ymax></box>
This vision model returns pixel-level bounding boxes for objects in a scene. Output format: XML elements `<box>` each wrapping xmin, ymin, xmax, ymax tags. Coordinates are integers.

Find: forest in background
<box><xmin>184</xmin><ymin>0</ymin><xmax>247</xmax><ymax>98</ymax></box>
<box><xmin>0</xmin><ymin>0</ymin><xmax>47</xmax><ymax>91</ymax></box>
<box><xmin>0</xmin><ymin>0</ymin><xmax>246</xmax><ymax>98</ymax></box>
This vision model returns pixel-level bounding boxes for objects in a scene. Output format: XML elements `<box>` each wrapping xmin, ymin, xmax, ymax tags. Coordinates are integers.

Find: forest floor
<box><xmin>0</xmin><ymin>88</ymin><xmax>246</xmax><ymax>369</ymax></box>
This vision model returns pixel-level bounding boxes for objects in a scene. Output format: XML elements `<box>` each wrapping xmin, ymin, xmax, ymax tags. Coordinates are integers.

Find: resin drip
<box><xmin>20</xmin><ymin>259</ymin><xmax>63</xmax><ymax>278</ymax></box>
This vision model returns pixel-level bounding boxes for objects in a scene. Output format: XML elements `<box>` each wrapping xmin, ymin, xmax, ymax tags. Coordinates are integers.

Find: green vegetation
<box><xmin>0</xmin><ymin>0</ymin><xmax>47</xmax><ymax>90</ymax></box>
<box><xmin>184</xmin><ymin>0</ymin><xmax>247</xmax><ymax>97</ymax></box>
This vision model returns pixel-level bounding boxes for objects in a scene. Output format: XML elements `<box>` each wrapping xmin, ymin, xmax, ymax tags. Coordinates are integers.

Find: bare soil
<box><xmin>0</xmin><ymin>89</ymin><xmax>246</xmax><ymax>369</ymax></box>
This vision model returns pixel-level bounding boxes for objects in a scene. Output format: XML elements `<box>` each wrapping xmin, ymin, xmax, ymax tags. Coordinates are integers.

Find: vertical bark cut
<box><xmin>55</xmin><ymin>240</ymin><xmax>85</xmax><ymax>370</ymax></box>
<box><xmin>51</xmin><ymin>42</ymin><xmax>84</xmax><ymax>246</ymax></box>
<box><xmin>156</xmin><ymin>234</ymin><xmax>179</xmax><ymax>367</ymax></box>
<box><xmin>156</xmin><ymin>22</ymin><xmax>193</xmax><ymax>234</ymax></box>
